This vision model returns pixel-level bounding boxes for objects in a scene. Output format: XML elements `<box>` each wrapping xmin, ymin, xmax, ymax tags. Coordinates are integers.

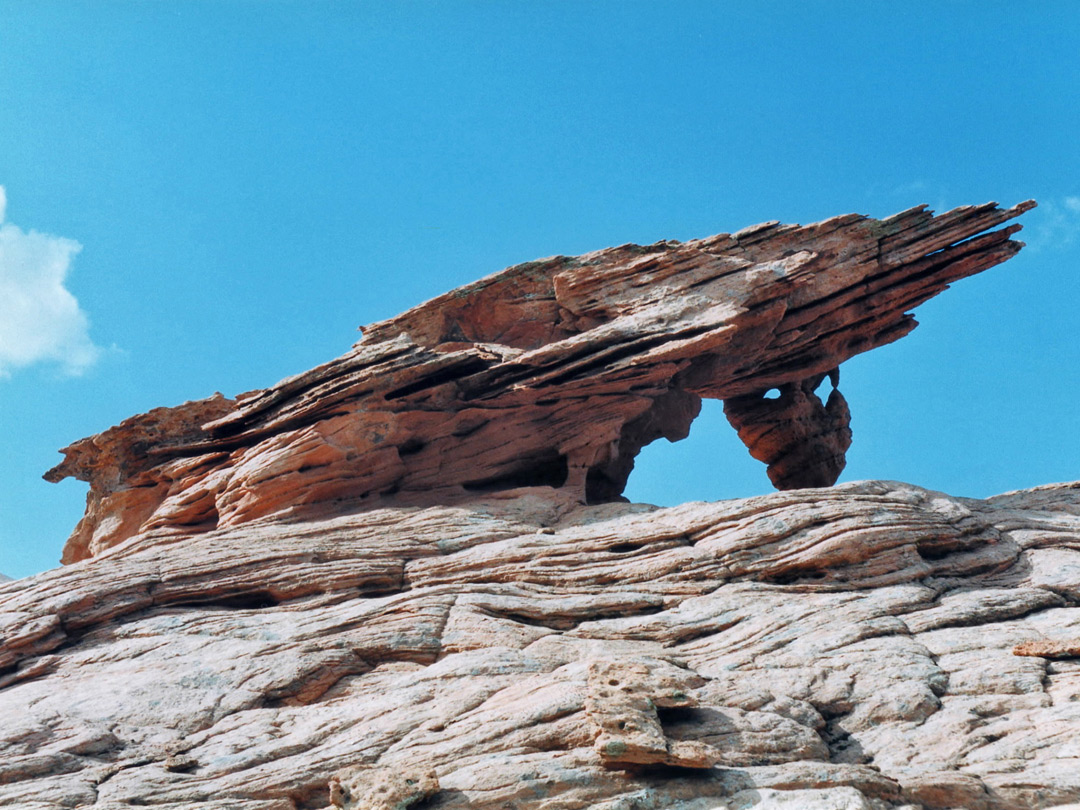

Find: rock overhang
<box><xmin>45</xmin><ymin>200</ymin><xmax>1036</xmax><ymax>563</ymax></box>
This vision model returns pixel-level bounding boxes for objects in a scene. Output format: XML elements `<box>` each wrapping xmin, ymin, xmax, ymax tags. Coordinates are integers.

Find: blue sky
<box><xmin>1</xmin><ymin>2</ymin><xmax>1078</xmax><ymax>578</ymax></box>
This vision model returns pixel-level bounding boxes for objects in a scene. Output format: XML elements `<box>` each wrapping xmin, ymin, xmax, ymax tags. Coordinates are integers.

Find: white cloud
<box><xmin>0</xmin><ymin>186</ymin><xmax>101</xmax><ymax>377</ymax></box>
<box><xmin>1025</xmin><ymin>196</ymin><xmax>1080</xmax><ymax>252</ymax></box>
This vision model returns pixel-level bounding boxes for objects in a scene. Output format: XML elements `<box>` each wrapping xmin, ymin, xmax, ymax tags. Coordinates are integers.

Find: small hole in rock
<box><xmin>608</xmin><ymin>542</ymin><xmax>645</xmax><ymax>554</ymax></box>
<box><xmin>399</xmin><ymin>438</ymin><xmax>427</xmax><ymax>456</ymax></box>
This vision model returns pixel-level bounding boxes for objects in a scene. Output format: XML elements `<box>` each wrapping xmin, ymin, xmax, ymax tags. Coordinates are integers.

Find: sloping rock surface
<box><xmin>3</xmin><ymin>482</ymin><xmax>1080</xmax><ymax>809</ymax></box>
<box><xmin>6</xmin><ymin>202</ymin><xmax>1080</xmax><ymax>810</ymax></box>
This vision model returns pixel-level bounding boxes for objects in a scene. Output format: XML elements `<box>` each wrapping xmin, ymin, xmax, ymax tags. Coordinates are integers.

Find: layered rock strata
<box><xmin>45</xmin><ymin>201</ymin><xmax>1034</xmax><ymax>564</ymax></box>
<box><xmin>4</xmin><ymin>201</ymin><xmax>1079</xmax><ymax>810</ymax></box>
<box><xmin>2</xmin><ymin>482</ymin><xmax>1080</xmax><ymax>809</ymax></box>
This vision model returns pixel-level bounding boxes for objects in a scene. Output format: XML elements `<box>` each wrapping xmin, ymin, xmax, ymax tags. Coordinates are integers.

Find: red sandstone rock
<box><xmin>1013</xmin><ymin>639</ymin><xmax>1080</xmax><ymax>659</ymax></box>
<box><xmin>45</xmin><ymin>201</ymin><xmax>1034</xmax><ymax>563</ymax></box>
<box><xmin>723</xmin><ymin>369</ymin><xmax>852</xmax><ymax>490</ymax></box>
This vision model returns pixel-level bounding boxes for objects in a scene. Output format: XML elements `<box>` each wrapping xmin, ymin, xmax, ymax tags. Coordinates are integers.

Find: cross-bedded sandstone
<box><xmin>3</xmin><ymin>481</ymin><xmax>1080</xmax><ymax>809</ymax></box>
<box><xmin>9</xmin><ymin>201</ymin><xmax>1080</xmax><ymax>810</ymax></box>
<box><xmin>45</xmin><ymin>201</ymin><xmax>1033</xmax><ymax>563</ymax></box>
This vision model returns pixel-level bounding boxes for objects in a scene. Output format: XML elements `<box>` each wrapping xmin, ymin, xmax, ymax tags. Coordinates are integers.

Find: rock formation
<box><xmin>44</xmin><ymin>200</ymin><xmax>1034</xmax><ymax>563</ymax></box>
<box><xmin>4</xmin><ymin>201</ymin><xmax>1080</xmax><ymax>810</ymax></box>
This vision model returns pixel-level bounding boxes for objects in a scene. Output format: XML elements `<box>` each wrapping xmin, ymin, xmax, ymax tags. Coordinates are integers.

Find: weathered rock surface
<box><xmin>44</xmin><ymin>201</ymin><xmax>1033</xmax><ymax>563</ymax></box>
<box><xmin>3</xmin><ymin>481</ymin><xmax>1080</xmax><ymax>809</ymax></box>
<box><xmin>6</xmin><ymin>202</ymin><xmax>1080</xmax><ymax>810</ymax></box>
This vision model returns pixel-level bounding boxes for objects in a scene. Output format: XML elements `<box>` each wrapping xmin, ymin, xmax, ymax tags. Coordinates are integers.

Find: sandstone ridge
<box><xmin>45</xmin><ymin>201</ymin><xmax>1033</xmax><ymax>563</ymax></box>
<box><xmin>5</xmin><ymin>202</ymin><xmax>1080</xmax><ymax>810</ymax></box>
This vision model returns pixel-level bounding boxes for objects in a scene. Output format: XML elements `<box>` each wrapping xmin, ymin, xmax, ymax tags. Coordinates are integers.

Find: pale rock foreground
<box><xmin>3</xmin><ymin>483</ymin><xmax>1080</xmax><ymax>810</ymax></box>
<box><xmin>4</xmin><ymin>202</ymin><xmax>1079</xmax><ymax>810</ymax></box>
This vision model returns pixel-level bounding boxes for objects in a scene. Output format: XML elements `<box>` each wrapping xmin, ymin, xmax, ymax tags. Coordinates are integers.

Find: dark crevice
<box><xmin>656</xmin><ymin>705</ymin><xmax>700</xmax><ymax>726</ymax></box>
<box><xmin>92</xmin><ymin>758</ymin><xmax>154</xmax><ymax>790</ymax></box>
<box><xmin>811</xmin><ymin>703</ymin><xmax>873</xmax><ymax>766</ymax></box>
<box><xmin>607</xmin><ymin>536</ymin><xmax>693</xmax><ymax>554</ymax></box>
<box><xmin>383</xmin><ymin>356</ymin><xmax>492</xmax><ymax>401</ymax></box>
<box><xmin>670</xmin><ymin>618</ymin><xmax>743</xmax><ymax>646</ymax></box>
<box><xmin>585</xmin><ymin>466</ymin><xmax>628</xmax><ymax>505</ymax></box>
<box><xmin>539</xmin><ymin>328</ymin><xmax>713</xmax><ymax>388</ymax></box>
<box><xmin>147</xmin><ymin>398</ymin><xmax>360</xmax><ymax>461</ymax></box>
<box><xmin>463</xmin><ymin>453</ymin><xmax>569</xmax><ymax>493</ymax></box>
<box><xmin>823</xmin><ymin>724</ymin><xmax>872</xmax><ymax>765</ymax></box>
<box><xmin>462</xmin><ymin>327</ymin><xmax>712</xmax><ymax>401</ymax></box>
<box><xmin>632</xmin><ymin>763</ymin><xmax>722</xmax><ymax>781</ymax></box>
<box><xmin>916</xmin><ymin>532</ymin><xmax>990</xmax><ymax>561</ymax></box>
<box><xmin>355</xmin><ymin>580</ymin><xmax>409</xmax><ymax>599</ymax></box>
<box><xmin>590</xmin><ymin>603</ymin><xmax>665</xmax><ymax>622</ymax></box>
<box><xmin>759</xmin><ymin>569</ymin><xmax>830</xmax><ymax>585</ymax></box>
<box><xmin>398</xmin><ymin>438</ymin><xmax>427</xmax><ymax>457</ymax></box>
<box><xmin>407</xmin><ymin>794</ymin><xmax>444</xmax><ymax>810</ymax></box>
<box><xmin>608</xmin><ymin>542</ymin><xmax>647</xmax><ymax>554</ymax></box>
<box><xmin>458</xmin><ymin>350</ymin><xmax>602</xmax><ymax>400</ymax></box>
<box><xmin>490</xmin><ymin>610</ymin><xmax>573</xmax><ymax>630</ymax></box>
<box><xmin>167</xmin><ymin>592</ymin><xmax>280</xmax><ymax>611</ymax></box>
<box><xmin>483</xmin><ymin>601</ymin><xmax>665</xmax><ymax>632</ymax></box>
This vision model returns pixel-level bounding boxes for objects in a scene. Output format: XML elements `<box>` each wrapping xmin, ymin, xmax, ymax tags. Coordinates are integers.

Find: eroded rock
<box><xmin>723</xmin><ymin>369</ymin><xmax>852</xmax><ymax>490</ymax></box>
<box><xmin>1</xmin><ymin>481</ymin><xmax>1079</xmax><ymax>809</ymax></box>
<box><xmin>329</xmin><ymin>766</ymin><xmax>439</xmax><ymax>810</ymax></box>
<box><xmin>585</xmin><ymin>657</ymin><xmax>715</xmax><ymax>768</ymax></box>
<box><xmin>5</xmin><ymin>203</ymin><xmax>1080</xmax><ymax>810</ymax></box>
<box><xmin>43</xmin><ymin>201</ymin><xmax>1034</xmax><ymax>562</ymax></box>
<box><xmin>1013</xmin><ymin>638</ymin><xmax>1080</xmax><ymax>659</ymax></box>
